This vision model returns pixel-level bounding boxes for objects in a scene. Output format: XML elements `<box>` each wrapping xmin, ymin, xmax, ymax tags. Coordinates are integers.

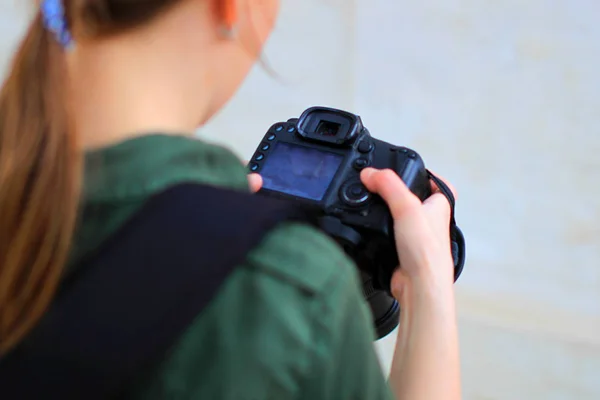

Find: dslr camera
<box><xmin>248</xmin><ymin>107</ymin><xmax>466</xmax><ymax>339</ymax></box>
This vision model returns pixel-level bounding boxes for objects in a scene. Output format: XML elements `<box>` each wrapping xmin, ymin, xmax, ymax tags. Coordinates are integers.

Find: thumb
<box><xmin>360</xmin><ymin>168</ymin><xmax>422</xmax><ymax>221</ymax></box>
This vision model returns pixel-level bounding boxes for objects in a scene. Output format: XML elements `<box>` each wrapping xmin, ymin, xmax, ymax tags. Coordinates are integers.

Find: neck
<box><xmin>66</xmin><ymin>4</ymin><xmax>218</xmax><ymax>150</ymax></box>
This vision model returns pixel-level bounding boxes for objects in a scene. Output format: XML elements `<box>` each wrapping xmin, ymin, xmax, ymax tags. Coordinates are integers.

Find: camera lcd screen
<box><xmin>260</xmin><ymin>142</ymin><xmax>343</xmax><ymax>201</ymax></box>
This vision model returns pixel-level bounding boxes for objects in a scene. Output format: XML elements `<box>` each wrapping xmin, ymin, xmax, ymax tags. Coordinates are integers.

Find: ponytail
<box><xmin>0</xmin><ymin>12</ymin><xmax>81</xmax><ymax>354</ymax></box>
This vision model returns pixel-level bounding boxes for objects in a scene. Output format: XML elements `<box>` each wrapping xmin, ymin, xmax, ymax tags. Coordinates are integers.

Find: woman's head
<box><xmin>66</xmin><ymin>0</ymin><xmax>280</xmax><ymax>143</ymax></box>
<box><xmin>0</xmin><ymin>0</ymin><xmax>278</xmax><ymax>354</ymax></box>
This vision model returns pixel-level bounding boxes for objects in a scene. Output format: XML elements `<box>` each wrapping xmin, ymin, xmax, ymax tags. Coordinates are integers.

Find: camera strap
<box><xmin>426</xmin><ymin>170</ymin><xmax>466</xmax><ymax>281</ymax></box>
<box><xmin>0</xmin><ymin>183</ymin><xmax>317</xmax><ymax>400</ymax></box>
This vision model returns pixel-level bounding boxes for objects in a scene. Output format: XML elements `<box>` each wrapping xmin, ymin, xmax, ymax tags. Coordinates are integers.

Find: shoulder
<box><xmin>131</xmin><ymin>222</ymin><xmax>368</xmax><ymax>399</ymax></box>
<box><xmin>246</xmin><ymin>221</ymin><xmax>359</xmax><ymax>295</ymax></box>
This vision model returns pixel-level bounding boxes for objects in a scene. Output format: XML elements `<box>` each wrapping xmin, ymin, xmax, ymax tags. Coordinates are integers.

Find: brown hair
<box><xmin>0</xmin><ymin>0</ymin><xmax>182</xmax><ymax>355</ymax></box>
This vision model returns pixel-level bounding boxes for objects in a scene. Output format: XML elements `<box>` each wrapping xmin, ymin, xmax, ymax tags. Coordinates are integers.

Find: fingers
<box><xmin>360</xmin><ymin>168</ymin><xmax>421</xmax><ymax>221</ymax></box>
<box><xmin>247</xmin><ymin>173</ymin><xmax>263</xmax><ymax>193</ymax></box>
<box><xmin>361</xmin><ymin>167</ymin><xmax>453</xmax><ymax>235</ymax></box>
<box><xmin>428</xmin><ymin>169</ymin><xmax>458</xmax><ymax>201</ymax></box>
<box><xmin>361</xmin><ymin>167</ymin><xmax>457</xmax><ymax>287</ymax></box>
<box><xmin>424</xmin><ymin>170</ymin><xmax>455</xmax><ymax>227</ymax></box>
<box><xmin>361</xmin><ymin>168</ymin><xmax>441</xmax><ymax>273</ymax></box>
<box><xmin>423</xmin><ymin>193</ymin><xmax>452</xmax><ymax>229</ymax></box>
<box><xmin>241</xmin><ymin>159</ymin><xmax>263</xmax><ymax>193</ymax></box>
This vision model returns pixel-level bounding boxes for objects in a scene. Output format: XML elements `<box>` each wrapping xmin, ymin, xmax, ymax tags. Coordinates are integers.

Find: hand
<box><xmin>360</xmin><ymin>168</ymin><xmax>457</xmax><ymax>300</ymax></box>
<box><xmin>242</xmin><ymin>160</ymin><xmax>263</xmax><ymax>193</ymax></box>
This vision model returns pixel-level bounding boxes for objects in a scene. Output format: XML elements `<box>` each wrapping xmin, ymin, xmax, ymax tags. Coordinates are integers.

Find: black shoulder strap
<box><xmin>426</xmin><ymin>170</ymin><xmax>466</xmax><ymax>281</ymax></box>
<box><xmin>0</xmin><ymin>183</ymin><xmax>316</xmax><ymax>400</ymax></box>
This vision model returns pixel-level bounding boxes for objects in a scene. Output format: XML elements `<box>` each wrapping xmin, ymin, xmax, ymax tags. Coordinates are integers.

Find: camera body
<box><xmin>248</xmin><ymin>107</ymin><xmax>464</xmax><ymax>338</ymax></box>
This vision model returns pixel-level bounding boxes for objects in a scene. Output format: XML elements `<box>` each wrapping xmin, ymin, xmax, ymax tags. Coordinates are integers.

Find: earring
<box><xmin>219</xmin><ymin>0</ymin><xmax>237</xmax><ymax>39</ymax></box>
<box><xmin>219</xmin><ymin>24</ymin><xmax>238</xmax><ymax>40</ymax></box>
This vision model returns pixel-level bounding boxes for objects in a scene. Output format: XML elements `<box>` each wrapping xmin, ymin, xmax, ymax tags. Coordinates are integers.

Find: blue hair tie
<box><xmin>41</xmin><ymin>0</ymin><xmax>74</xmax><ymax>49</ymax></box>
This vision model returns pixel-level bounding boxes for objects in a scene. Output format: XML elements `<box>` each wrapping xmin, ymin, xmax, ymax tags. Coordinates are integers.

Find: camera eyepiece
<box><xmin>296</xmin><ymin>106</ymin><xmax>363</xmax><ymax>146</ymax></box>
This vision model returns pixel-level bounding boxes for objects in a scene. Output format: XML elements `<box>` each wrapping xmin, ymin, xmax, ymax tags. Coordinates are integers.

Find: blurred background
<box><xmin>2</xmin><ymin>0</ymin><xmax>599</xmax><ymax>399</ymax></box>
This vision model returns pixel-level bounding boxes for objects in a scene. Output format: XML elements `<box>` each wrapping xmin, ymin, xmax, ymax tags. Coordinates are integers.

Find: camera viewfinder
<box><xmin>316</xmin><ymin>121</ymin><xmax>341</xmax><ymax>137</ymax></box>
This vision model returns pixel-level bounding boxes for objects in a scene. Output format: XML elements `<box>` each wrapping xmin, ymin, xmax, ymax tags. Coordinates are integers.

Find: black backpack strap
<box><xmin>0</xmin><ymin>183</ymin><xmax>316</xmax><ymax>400</ymax></box>
<box><xmin>426</xmin><ymin>170</ymin><xmax>466</xmax><ymax>281</ymax></box>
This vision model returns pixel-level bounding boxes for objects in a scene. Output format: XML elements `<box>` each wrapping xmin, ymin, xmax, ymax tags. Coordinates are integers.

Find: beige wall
<box><xmin>2</xmin><ymin>1</ymin><xmax>598</xmax><ymax>398</ymax></box>
<box><xmin>351</xmin><ymin>1</ymin><xmax>600</xmax><ymax>399</ymax></box>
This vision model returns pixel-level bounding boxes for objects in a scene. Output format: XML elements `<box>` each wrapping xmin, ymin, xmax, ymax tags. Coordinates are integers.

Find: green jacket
<box><xmin>70</xmin><ymin>134</ymin><xmax>394</xmax><ymax>399</ymax></box>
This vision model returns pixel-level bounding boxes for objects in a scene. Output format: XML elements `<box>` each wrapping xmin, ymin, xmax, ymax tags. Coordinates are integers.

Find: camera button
<box><xmin>275</xmin><ymin>125</ymin><xmax>284</xmax><ymax>132</ymax></box>
<box><xmin>261</xmin><ymin>143</ymin><xmax>270</xmax><ymax>151</ymax></box>
<box><xmin>255</xmin><ymin>153</ymin><xmax>265</xmax><ymax>161</ymax></box>
<box><xmin>358</xmin><ymin>140</ymin><xmax>373</xmax><ymax>153</ymax></box>
<box><xmin>267</xmin><ymin>134</ymin><xmax>276</xmax><ymax>141</ymax></box>
<box><xmin>287</xmin><ymin>126</ymin><xmax>296</xmax><ymax>133</ymax></box>
<box><xmin>249</xmin><ymin>163</ymin><xmax>259</xmax><ymax>172</ymax></box>
<box><xmin>353</xmin><ymin>158</ymin><xmax>370</xmax><ymax>170</ymax></box>
<box><xmin>350</xmin><ymin>186</ymin><xmax>364</xmax><ymax>196</ymax></box>
<box><xmin>341</xmin><ymin>181</ymin><xmax>371</xmax><ymax>206</ymax></box>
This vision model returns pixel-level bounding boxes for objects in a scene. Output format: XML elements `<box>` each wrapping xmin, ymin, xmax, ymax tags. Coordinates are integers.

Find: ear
<box><xmin>214</xmin><ymin>0</ymin><xmax>238</xmax><ymax>31</ymax></box>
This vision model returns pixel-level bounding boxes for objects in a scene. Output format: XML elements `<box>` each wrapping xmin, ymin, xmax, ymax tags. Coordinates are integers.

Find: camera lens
<box><xmin>361</xmin><ymin>272</ymin><xmax>399</xmax><ymax>339</ymax></box>
<box><xmin>316</xmin><ymin>120</ymin><xmax>341</xmax><ymax>137</ymax></box>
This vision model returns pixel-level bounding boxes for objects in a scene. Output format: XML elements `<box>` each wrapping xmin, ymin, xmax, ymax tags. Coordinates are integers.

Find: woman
<box><xmin>0</xmin><ymin>0</ymin><xmax>461</xmax><ymax>399</ymax></box>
